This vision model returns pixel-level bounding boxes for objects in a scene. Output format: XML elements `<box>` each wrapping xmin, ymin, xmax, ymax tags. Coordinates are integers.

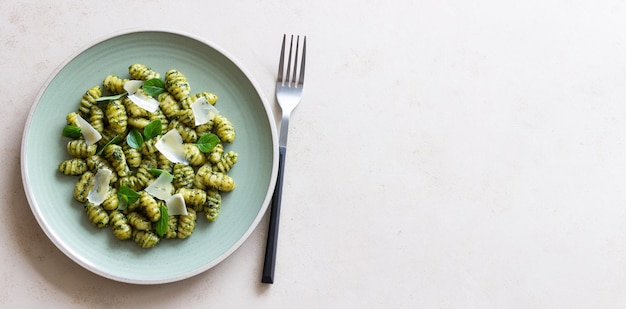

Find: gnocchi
<box><xmin>129</xmin><ymin>64</ymin><xmax>161</xmax><ymax>81</ymax></box>
<box><xmin>103</xmin><ymin>75</ymin><xmax>128</xmax><ymax>94</ymax></box>
<box><xmin>164</xmin><ymin>69</ymin><xmax>190</xmax><ymax>101</ymax></box>
<box><xmin>78</xmin><ymin>86</ymin><xmax>102</xmax><ymax>116</ymax></box>
<box><xmin>58</xmin><ymin>158</ymin><xmax>88</xmax><ymax>176</ymax></box>
<box><xmin>109</xmin><ymin>210</ymin><xmax>132</xmax><ymax>240</ymax></box>
<box><xmin>58</xmin><ymin>64</ymin><xmax>239</xmax><ymax>249</ymax></box>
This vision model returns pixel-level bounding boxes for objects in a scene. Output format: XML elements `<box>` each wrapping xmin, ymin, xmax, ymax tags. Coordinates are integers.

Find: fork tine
<box><xmin>285</xmin><ymin>35</ymin><xmax>294</xmax><ymax>87</ymax></box>
<box><xmin>292</xmin><ymin>36</ymin><xmax>299</xmax><ymax>87</ymax></box>
<box><xmin>277</xmin><ymin>34</ymin><xmax>286</xmax><ymax>84</ymax></box>
<box><xmin>298</xmin><ymin>36</ymin><xmax>306</xmax><ymax>87</ymax></box>
<box><xmin>277</xmin><ymin>35</ymin><xmax>306</xmax><ymax>88</ymax></box>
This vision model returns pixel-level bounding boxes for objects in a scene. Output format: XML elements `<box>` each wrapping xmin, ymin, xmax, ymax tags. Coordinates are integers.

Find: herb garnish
<box><xmin>96</xmin><ymin>135</ymin><xmax>120</xmax><ymax>156</ymax></box>
<box><xmin>148</xmin><ymin>168</ymin><xmax>173</xmax><ymax>178</ymax></box>
<box><xmin>197</xmin><ymin>133</ymin><xmax>220</xmax><ymax>152</ymax></box>
<box><xmin>142</xmin><ymin>78</ymin><xmax>166</xmax><ymax>97</ymax></box>
<box><xmin>117</xmin><ymin>185</ymin><xmax>140</xmax><ymax>210</ymax></box>
<box><xmin>95</xmin><ymin>93</ymin><xmax>126</xmax><ymax>102</ymax></box>
<box><xmin>126</xmin><ymin>128</ymin><xmax>144</xmax><ymax>149</ymax></box>
<box><xmin>155</xmin><ymin>203</ymin><xmax>169</xmax><ymax>237</ymax></box>
<box><xmin>143</xmin><ymin>119</ymin><xmax>162</xmax><ymax>140</ymax></box>
<box><xmin>62</xmin><ymin>125</ymin><xmax>81</xmax><ymax>139</ymax></box>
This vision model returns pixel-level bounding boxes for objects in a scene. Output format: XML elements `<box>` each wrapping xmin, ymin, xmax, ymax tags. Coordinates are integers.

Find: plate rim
<box><xmin>20</xmin><ymin>27</ymin><xmax>279</xmax><ymax>284</ymax></box>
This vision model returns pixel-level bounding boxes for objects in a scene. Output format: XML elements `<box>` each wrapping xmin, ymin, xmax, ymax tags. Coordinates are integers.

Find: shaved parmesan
<box><xmin>166</xmin><ymin>193</ymin><xmax>188</xmax><ymax>216</ymax></box>
<box><xmin>155</xmin><ymin>129</ymin><xmax>188</xmax><ymax>164</ymax></box>
<box><xmin>87</xmin><ymin>168</ymin><xmax>112</xmax><ymax>205</ymax></box>
<box><xmin>190</xmin><ymin>97</ymin><xmax>220</xmax><ymax>126</ymax></box>
<box><xmin>128</xmin><ymin>92</ymin><xmax>159</xmax><ymax>113</ymax></box>
<box><xmin>145</xmin><ymin>172</ymin><xmax>174</xmax><ymax>201</ymax></box>
<box><xmin>76</xmin><ymin>114</ymin><xmax>102</xmax><ymax>146</ymax></box>
<box><xmin>124</xmin><ymin>80</ymin><xmax>159</xmax><ymax>112</ymax></box>
<box><xmin>123</xmin><ymin>80</ymin><xmax>144</xmax><ymax>94</ymax></box>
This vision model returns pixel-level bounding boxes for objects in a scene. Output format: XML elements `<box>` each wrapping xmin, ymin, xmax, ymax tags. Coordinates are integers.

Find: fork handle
<box><xmin>262</xmin><ymin>146</ymin><xmax>286</xmax><ymax>284</ymax></box>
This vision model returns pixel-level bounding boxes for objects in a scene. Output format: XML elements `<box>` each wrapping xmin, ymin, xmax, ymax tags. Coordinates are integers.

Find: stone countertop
<box><xmin>3</xmin><ymin>0</ymin><xmax>626</xmax><ymax>307</ymax></box>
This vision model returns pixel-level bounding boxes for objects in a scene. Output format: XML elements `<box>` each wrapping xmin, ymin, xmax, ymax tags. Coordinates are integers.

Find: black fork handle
<box><xmin>262</xmin><ymin>146</ymin><xmax>286</xmax><ymax>284</ymax></box>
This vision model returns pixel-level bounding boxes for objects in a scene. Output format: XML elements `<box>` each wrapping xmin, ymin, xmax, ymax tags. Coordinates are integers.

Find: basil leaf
<box><xmin>142</xmin><ymin>78</ymin><xmax>166</xmax><ymax>97</ymax></box>
<box><xmin>126</xmin><ymin>128</ymin><xmax>144</xmax><ymax>149</ymax></box>
<box><xmin>148</xmin><ymin>168</ymin><xmax>163</xmax><ymax>176</ymax></box>
<box><xmin>117</xmin><ymin>185</ymin><xmax>140</xmax><ymax>210</ymax></box>
<box><xmin>117</xmin><ymin>199</ymin><xmax>128</xmax><ymax>211</ymax></box>
<box><xmin>148</xmin><ymin>168</ymin><xmax>173</xmax><ymax>178</ymax></box>
<box><xmin>95</xmin><ymin>93</ymin><xmax>127</xmax><ymax>102</ymax></box>
<box><xmin>96</xmin><ymin>135</ymin><xmax>120</xmax><ymax>156</ymax></box>
<box><xmin>197</xmin><ymin>133</ymin><xmax>220</xmax><ymax>152</ymax></box>
<box><xmin>143</xmin><ymin>119</ymin><xmax>162</xmax><ymax>140</ymax></box>
<box><xmin>155</xmin><ymin>203</ymin><xmax>169</xmax><ymax>237</ymax></box>
<box><xmin>62</xmin><ymin>125</ymin><xmax>81</xmax><ymax>139</ymax></box>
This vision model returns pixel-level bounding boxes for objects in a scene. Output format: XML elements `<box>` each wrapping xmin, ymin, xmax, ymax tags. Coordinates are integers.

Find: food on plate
<box><xmin>58</xmin><ymin>64</ymin><xmax>238</xmax><ymax>249</ymax></box>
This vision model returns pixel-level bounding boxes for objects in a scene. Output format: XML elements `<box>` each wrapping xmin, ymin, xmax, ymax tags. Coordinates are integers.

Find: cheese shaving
<box><xmin>87</xmin><ymin>168</ymin><xmax>112</xmax><ymax>205</ymax></box>
<box><xmin>123</xmin><ymin>80</ymin><xmax>143</xmax><ymax>94</ymax></box>
<box><xmin>76</xmin><ymin>114</ymin><xmax>102</xmax><ymax>146</ymax></box>
<box><xmin>124</xmin><ymin>80</ymin><xmax>159</xmax><ymax>112</ymax></box>
<box><xmin>190</xmin><ymin>97</ymin><xmax>220</xmax><ymax>126</ymax></box>
<box><xmin>155</xmin><ymin>129</ymin><xmax>188</xmax><ymax>164</ymax></box>
<box><xmin>166</xmin><ymin>193</ymin><xmax>188</xmax><ymax>216</ymax></box>
<box><xmin>145</xmin><ymin>172</ymin><xmax>174</xmax><ymax>201</ymax></box>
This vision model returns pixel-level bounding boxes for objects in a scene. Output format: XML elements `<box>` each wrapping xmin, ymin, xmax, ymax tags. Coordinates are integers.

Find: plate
<box><xmin>20</xmin><ymin>29</ymin><xmax>278</xmax><ymax>284</ymax></box>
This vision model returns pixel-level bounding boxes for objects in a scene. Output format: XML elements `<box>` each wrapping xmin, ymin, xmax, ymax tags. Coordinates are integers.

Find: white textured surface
<box><xmin>4</xmin><ymin>0</ymin><xmax>626</xmax><ymax>307</ymax></box>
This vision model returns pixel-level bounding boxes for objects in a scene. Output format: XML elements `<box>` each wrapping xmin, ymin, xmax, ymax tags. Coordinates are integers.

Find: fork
<box><xmin>262</xmin><ymin>34</ymin><xmax>306</xmax><ymax>284</ymax></box>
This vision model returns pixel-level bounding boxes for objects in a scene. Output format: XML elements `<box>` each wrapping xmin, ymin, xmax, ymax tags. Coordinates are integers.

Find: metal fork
<box><xmin>262</xmin><ymin>34</ymin><xmax>306</xmax><ymax>284</ymax></box>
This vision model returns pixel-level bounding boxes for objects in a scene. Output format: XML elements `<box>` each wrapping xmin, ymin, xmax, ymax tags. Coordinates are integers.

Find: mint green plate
<box><xmin>21</xmin><ymin>29</ymin><xmax>278</xmax><ymax>284</ymax></box>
